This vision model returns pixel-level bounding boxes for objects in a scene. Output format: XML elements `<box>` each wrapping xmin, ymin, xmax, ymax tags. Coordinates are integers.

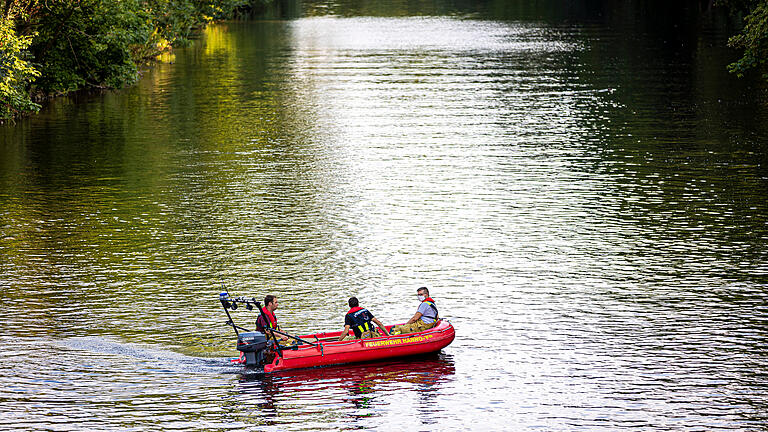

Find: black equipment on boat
<box><xmin>237</xmin><ymin>331</ymin><xmax>268</xmax><ymax>366</ymax></box>
<box><xmin>219</xmin><ymin>289</ymin><xmax>324</xmax><ymax>367</ymax></box>
<box><xmin>220</xmin><ymin>291</ymin><xmax>270</xmax><ymax>366</ymax></box>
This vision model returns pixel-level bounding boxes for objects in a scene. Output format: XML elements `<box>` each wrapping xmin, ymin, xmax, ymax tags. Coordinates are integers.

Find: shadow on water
<box><xmin>239</xmin><ymin>350</ymin><xmax>455</xmax><ymax>380</ymax></box>
<box><xmin>232</xmin><ymin>352</ymin><xmax>456</xmax><ymax>423</ymax></box>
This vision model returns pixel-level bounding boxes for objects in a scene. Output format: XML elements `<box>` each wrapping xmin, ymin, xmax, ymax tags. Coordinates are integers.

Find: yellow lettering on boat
<box><xmin>364</xmin><ymin>334</ymin><xmax>434</xmax><ymax>348</ymax></box>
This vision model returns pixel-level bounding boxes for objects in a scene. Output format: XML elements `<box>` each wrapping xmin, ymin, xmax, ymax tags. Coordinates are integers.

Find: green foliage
<box><xmin>727</xmin><ymin>0</ymin><xmax>768</xmax><ymax>79</ymax></box>
<box><xmin>1</xmin><ymin>0</ymin><xmax>263</xmax><ymax>122</ymax></box>
<box><xmin>129</xmin><ymin>0</ymin><xmax>253</xmax><ymax>49</ymax></box>
<box><xmin>147</xmin><ymin>0</ymin><xmax>202</xmax><ymax>46</ymax></box>
<box><xmin>196</xmin><ymin>0</ymin><xmax>255</xmax><ymax>20</ymax></box>
<box><xmin>718</xmin><ymin>0</ymin><xmax>768</xmax><ymax>79</ymax></box>
<box><xmin>28</xmin><ymin>0</ymin><xmax>153</xmax><ymax>93</ymax></box>
<box><xmin>0</xmin><ymin>16</ymin><xmax>41</xmax><ymax>121</ymax></box>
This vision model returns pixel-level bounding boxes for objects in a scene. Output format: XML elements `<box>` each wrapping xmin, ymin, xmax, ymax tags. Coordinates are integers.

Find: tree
<box><xmin>0</xmin><ymin>14</ymin><xmax>40</xmax><ymax>122</ymax></box>
<box><xmin>719</xmin><ymin>0</ymin><xmax>768</xmax><ymax>79</ymax></box>
<box><xmin>27</xmin><ymin>0</ymin><xmax>154</xmax><ymax>93</ymax></box>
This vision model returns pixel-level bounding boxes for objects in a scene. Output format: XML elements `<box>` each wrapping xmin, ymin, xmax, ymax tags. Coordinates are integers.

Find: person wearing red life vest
<box><xmin>338</xmin><ymin>297</ymin><xmax>390</xmax><ymax>341</ymax></box>
<box><xmin>390</xmin><ymin>287</ymin><xmax>439</xmax><ymax>335</ymax></box>
<box><xmin>256</xmin><ymin>295</ymin><xmax>294</xmax><ymax>345</ymax></box>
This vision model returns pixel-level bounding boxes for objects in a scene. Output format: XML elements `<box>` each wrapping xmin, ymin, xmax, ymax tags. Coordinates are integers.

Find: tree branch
<box><xmin>3</xmin><ymin>0</ymin><xmax>13</xmax><ymax>19</ymax></box>
<box><xmin>36</xmin><ymin>3</ymin><xmax>77</xmax><ymax>60</ymax></box>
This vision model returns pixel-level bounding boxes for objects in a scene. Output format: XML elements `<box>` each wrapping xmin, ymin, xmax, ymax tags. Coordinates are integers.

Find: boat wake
<box><xmin>59</xmin><ymin>336</ymin><xmax>242</xmax><ymax>375</ymax></box>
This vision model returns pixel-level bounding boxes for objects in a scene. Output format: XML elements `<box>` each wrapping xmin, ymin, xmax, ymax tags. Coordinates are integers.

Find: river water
<box><xmin>1</xmin><ymin>0</ymin><xmax>768</xmax><ymax>430</ymax></box>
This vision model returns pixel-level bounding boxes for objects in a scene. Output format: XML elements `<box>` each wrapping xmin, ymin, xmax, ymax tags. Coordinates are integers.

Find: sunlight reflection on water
<box><xmin>1</xmin><ymin>9</ymin><xmax>767</xmax><ymax>432</ymax></box>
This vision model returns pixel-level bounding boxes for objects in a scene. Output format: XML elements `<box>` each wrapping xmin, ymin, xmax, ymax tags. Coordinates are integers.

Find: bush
<box><xmin>0</xmin><ymin>16</ymin><xmax>41</xmax><ymax>122</ymax></box>
<box><xmin>727</xmin><ymin>0</ymin><xmax>768</xmax><ymax>79</ymax></box>
<box><xmin>1</xmin><ymin>0</ymin><xmax>266</xmax><ymax>122</ymax></box>
<box><xmin>29</xmin><ymin>0</ymin><xmax>153</xmax><ymax>93</ymax></box>
<box><xmin>718</xmin><ymin>0</ymin><xmax>768</xmax><ymax>79</ymax></box>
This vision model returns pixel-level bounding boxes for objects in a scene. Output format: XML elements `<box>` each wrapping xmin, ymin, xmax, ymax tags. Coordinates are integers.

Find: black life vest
<box><xmin>346</xmin><ymin>307</ymin><xmax>374</xmax><ymax>337</ymax></box>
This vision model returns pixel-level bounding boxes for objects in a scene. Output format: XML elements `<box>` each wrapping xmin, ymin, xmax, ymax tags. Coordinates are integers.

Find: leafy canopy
<box><xmin>1</xmin><ymin>0</ymin><xmax>257</xmax><ymax>122</ymax></box>
<box><xmin>719</xmin><ymin>0</ymin><xmax>768</xmax><ymax>79</ymax></box>
<box><xmin>0</xmin><ymin>16</ymin><xmax>41</xmax><ymax>121</ymax></box>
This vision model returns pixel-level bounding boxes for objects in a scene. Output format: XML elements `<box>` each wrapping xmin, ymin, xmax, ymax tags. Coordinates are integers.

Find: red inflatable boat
<box><xmin>263</xmin><ymin>320</ymin><xmax>455</xmax><ymax>372</ymax></box>
<box><xmin>220</xmin><ymin>292</ymin><xmax>455</xmax><ymax>372</ymax></box>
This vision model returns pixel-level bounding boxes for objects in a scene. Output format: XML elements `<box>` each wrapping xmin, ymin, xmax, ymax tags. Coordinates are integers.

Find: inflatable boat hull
<box><xmin>263</xmin><ymin>320</ymin><xmax>455</xmax><ymax>373</ymax></box>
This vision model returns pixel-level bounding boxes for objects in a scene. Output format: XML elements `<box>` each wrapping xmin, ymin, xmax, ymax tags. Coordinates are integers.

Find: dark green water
<box><xmin>1</xmin><ymin>1</ymin><xmax>767</xmax><ymax>430</ymax></box>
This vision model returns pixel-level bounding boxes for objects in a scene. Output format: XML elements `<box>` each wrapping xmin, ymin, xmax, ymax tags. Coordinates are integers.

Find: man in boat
<box><xmin>256</xmin><ymin>295</ymin><xmax>295</xmax><ymax>346</ymax></box>
<box><xmin>390</xmin><ymin>287</ymin><xmax>439</xmax><ymax>335</ymax></box>
<box><xmin>338</xmin><ymin>297</ymin><xmax>390</xmax><ymax>341</ymax></box>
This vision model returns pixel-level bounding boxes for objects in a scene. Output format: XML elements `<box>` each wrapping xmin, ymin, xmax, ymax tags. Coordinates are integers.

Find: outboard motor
<box><xmin>237</xmin><ymin>331</ymin><xmax>269</xmax><ymax>366</ymax></box>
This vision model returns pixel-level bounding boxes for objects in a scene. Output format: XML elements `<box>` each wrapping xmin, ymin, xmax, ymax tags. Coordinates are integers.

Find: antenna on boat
<box><xmin>220</xmin><ymin>284</ymin><xmax>239</xmax><ymax>337</ymax></box>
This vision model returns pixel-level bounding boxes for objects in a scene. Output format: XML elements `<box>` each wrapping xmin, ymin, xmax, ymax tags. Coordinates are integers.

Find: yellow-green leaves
<box><xmin>0</xmin><ymin>17</ymin><xmax>41</xmax><ymax>122</ymax></box>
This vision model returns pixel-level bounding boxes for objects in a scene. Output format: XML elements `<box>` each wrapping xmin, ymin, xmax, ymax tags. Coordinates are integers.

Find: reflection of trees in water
<box><xmin>349</xmin><ymin>379</ymin><xmax>375</xmax><ymax>412</ymax></box>
<box><xmin>218</xmin><ymin>372</ymin><xmax>280</xmax><ymax>428</ymax></box>
<box><xmin>254</xmin><ymin>373</ymin><xmax>279</xmax><ymax>417</ymax></box>
<box><xmin>232</xmin><ymin>352</ymin><xmax>455</xmax><ymax>423</ymax></box>
<box><xmin>340</xmin><ymin>353</ymin><xmax>456</xmax><ymax>418</ymax></box>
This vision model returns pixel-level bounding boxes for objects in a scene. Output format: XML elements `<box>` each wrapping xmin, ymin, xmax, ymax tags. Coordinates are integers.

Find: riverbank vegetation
<box><xmin>2</xmin><ymin>0</ymin><xmax>768</xmax><ymax>123</ymax></box>
<box><xmin>720</xmin><ymin>0</ymin><xmax>768</xmax><ymax>79</ymax></box>
<box><xmin>1</xmin><ymin>0</ymin><xmax>268</xmax><ymax>122</ymax></box>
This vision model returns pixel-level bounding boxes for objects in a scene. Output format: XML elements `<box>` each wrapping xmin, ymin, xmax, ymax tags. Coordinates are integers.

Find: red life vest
<box><xmin>263</xmin><ymin>309</ymin><xmax>277</xmax><ymax>328</ymax></box>
<box><xmin>258</xmin><ymin>308</ymin><xmax>278</xmax><ymax>332</ymax></box>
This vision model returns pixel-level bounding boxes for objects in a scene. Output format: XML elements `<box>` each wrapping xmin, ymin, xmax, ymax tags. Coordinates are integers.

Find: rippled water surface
<box><xmin>2</xmin><ymin>1</ymin><xmax>768</xmax><ymax>430</ymax></box>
